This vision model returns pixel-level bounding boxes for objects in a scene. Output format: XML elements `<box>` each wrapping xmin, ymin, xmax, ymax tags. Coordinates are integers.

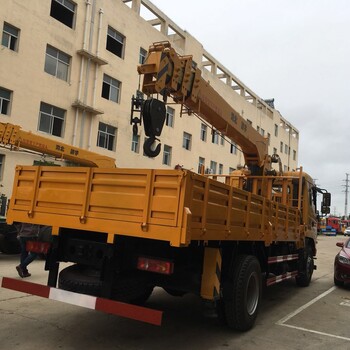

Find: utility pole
<box><xmin>343</xmin><ymin>173</ymin><xmax>349</xmax><ymax>218</ymax></box>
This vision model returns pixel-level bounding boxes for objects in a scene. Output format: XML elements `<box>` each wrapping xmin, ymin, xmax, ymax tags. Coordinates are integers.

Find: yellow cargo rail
<box><xmin>7</xmin><ymin>166</ymin><xmax>301</xmax><ymax>247</ymax></box>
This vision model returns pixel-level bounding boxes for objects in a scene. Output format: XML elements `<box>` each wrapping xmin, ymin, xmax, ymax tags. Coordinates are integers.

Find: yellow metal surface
<box><xmin>7</xmin><ymin>166</ymin><xmax>303</xmax><ymax>248</ymax></box>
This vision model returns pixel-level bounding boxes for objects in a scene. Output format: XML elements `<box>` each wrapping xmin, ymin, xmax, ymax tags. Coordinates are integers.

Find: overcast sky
<box><xmin>151</xmin><ymin>0</ymin><xmax>350</xmax><ymax>217</ymax></box>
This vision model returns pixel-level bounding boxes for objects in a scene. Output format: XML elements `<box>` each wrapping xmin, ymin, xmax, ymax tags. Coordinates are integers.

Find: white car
<box><xmin>344</xmin><ymin>227</ymin><xmax>350</xmax><ymax>236</ymax></box>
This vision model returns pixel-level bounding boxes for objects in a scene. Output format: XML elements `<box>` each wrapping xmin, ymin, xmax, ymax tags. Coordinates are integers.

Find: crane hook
<box><xmin>143</xmin><ymin>136</ymin><xmax>161</xmax><ymax>157</ymax></box>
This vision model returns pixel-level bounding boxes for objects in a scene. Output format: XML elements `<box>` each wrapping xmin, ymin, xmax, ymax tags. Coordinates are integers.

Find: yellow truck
<box><xmin>1</xmin><ymin>42</ymin><xmax>330</xmax><ymax>331</ymax></box>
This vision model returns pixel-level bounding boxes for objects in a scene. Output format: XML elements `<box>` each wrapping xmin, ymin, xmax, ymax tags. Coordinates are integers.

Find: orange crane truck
<box><xmin>1</xmin><ymin>42</ymin><xmax>331</xmax><ymax>331</ymax></box>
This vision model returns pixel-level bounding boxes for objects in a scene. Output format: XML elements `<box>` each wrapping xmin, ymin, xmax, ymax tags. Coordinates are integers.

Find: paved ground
<box><xmin>0</xmin><ymin>235</ymin><xmax>349</xmax><ymax>350</ymax></box>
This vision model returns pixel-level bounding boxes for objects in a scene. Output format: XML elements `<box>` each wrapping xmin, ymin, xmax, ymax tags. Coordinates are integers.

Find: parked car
<box><xmin>344</xmin><ymin>227</ymin><xmax>350</xmax><ymax>236</ymax></box>
<box><xmin>334</xmin><ymin>237</ymin><xmax>350</xmax><ymax>286</ymax></box>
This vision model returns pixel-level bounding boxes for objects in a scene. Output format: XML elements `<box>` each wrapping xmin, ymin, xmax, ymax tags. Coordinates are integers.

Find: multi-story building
<box><xmin>0</xmin><ymin>0</ymin><xmax>299</xmax><ymax>201</ymax></box>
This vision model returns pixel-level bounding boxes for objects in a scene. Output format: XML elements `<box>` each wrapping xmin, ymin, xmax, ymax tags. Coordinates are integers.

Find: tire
<box><xmin>163</xmin><ymin>288</ymin><xmax>186</xmax><ymax>297</ymax></box>
<box><xmin>128</xmin><ymin>287</ymin><xmax>154</xmax><ymax>305</ymax></box>
<box><xmin>112</xmin><ymin>275</ymin><xmax>153</xmax><ymax>305</ymax></box>
<box><xmin>296</xmin><ymin>246</ymin><xmax>314</xmax><ymax>287</ymax></box>
<box><xmin>334</xmin><ymin>277</ymin><xmax>344</xmax><ymax>287</ymax></box>
<box><xmin>222</xmin><ymin>255</ymin><xmax>262</xmax><ymax>332</ymax></box>
<box><xmin>59</xmin><ymin>264</ymin><xmax>102</xmax><ymax>296</ymax></box>
<box><xmin>59</xmin><ymin>264</ymin><xmax>153</xmax><ymax>305</ymax></box>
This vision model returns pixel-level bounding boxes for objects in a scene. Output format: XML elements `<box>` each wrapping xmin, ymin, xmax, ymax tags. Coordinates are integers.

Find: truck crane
<box><xmin>132</xmin><ymin>41</ymin><xmax>276</xmax><ymax>176</ymax></box>
<box><xmin>0</xmin><ymin>122</ymin><xmax>116</xmax><ymax>168</ymax></box>
<box><xmin>1</xmin><ymin>42</ymin><xmax>331</xmax><ymax>332</ymax></box>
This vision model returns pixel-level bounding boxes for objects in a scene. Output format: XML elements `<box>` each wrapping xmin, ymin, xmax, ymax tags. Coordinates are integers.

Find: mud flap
<box><xmin>200</xmin><ymin>247</ymin><xmax>222</xmax><ymax>300</ymax></box>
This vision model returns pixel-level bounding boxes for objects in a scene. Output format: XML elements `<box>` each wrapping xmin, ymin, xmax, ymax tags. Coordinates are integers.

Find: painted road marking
<box><xmin>340</xmin><ymin>300</ymin><xmax>350</xmax><ymax>307</ymax></box>
<box><xmin>276</xmin><ymin>286</ymin><xmax>350</xmax><ymax>342</ymax></box>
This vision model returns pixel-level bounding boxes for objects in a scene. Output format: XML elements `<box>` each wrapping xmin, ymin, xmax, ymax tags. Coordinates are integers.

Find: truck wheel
<box><xmin>111</xmin><ymin>274</ymin><xmax>154</xmax><ymax>305</ymax></box>
<box><xmin>59</xmin><ymin>264</ymin><xmax>102</xmax><ymax>296</ymax></box>
<box><xmin>125</xmin><ymin>287</ymin><xmax>154</xmax><ymax>305</ymax></box>
<box><xmin>59</xmin><ymin>265</ymin><xmax>154</xmax><ymax>305</ymax></box>
<box><xmin>163</xmin><ymin>288</ymin><xmax>186</xmax><ymax>297</ymax></box>
<box><xmin>223</xmin><ymin>255</ymin><xmax>261</xmax><ymax>332</ymax></box>
<box><xmin>296</xmin><ymin>246</ymin><xmax>314</xmax><ymax>287</ymax></box>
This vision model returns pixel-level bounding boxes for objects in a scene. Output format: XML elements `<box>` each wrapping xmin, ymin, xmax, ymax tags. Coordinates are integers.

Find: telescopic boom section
<box><xmin>138</xmin><ymin>42</ymin><xmax>268</xmax><ymax>170</ymax></box>
<box><xmin>0</xmin><ymin>122</ymin><xmax>116</xmax><ymax>168</ymax></box>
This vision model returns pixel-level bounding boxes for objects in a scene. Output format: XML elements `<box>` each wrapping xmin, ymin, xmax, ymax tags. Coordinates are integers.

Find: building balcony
<box><xmin>72</xmin><ymin>100</ymin><xmax>104</xmax><ymax>115</ymax></box>
<box><xmin>77</xmin><ymin>49</ymin><xmax>108</xmax><ymax>65</ymax></box>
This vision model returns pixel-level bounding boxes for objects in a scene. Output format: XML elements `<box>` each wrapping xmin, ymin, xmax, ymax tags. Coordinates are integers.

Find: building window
<box><xmin>280</xmin><ymin>141</ymin><xmax>283</xmax><ymax>153</ymax></box>
<box><xmin>139</xmin><ymin>47</ymin><xmax>147</xmax><ymax>64</ymax></box>
<box><xmin>212</xmin><ymin>130</ymin><xmax>219</xmax><ymax>144</ymax></box>
<box><xmin>285</xmin><ymin>144</ymin><xmax>288</xmax><ymax>154</ymax></box>
<box><xmin>274</xmin><ymin>124</ymin><xmax>278</xmax><ymax>137</ymax></box>
<box><xmin>260</xmin><ymin>128</ymin><xmax>265</xmax><ymax>137</ymax></box>
<box><xmin>102</xmin><ymin>74</ymin><xmax>121</xmax><ymax>103</ymax></box>
<box><xmin>247</xmin><ymin>119</ymin><xmax>252</xmax><ymax>125</ymax></box>
<box><xmin>198</xmin><ymin>157</ymin><xmax>205</xmax><ymax>173</ymax></box>
<box><xmin>44</xmin><ymin>45</ymin><xmax>70</xmax><ymax>81</ymax></box>
<box><xmin>38</xmin><ymin>102</ymin><xmax>65</xmax><ymax>137</ymax></box>
<box><xmin>50</xmin><ymin>0</ymin><xmax>76</xmax><ymax>29</ymax></box>
<box><xmin>131</xmin><ymin>134</ymin><xmax>140</xmax><ymax>153</ymax></box>
<box><xmin>163</xmin><ymin>145</ymin><xmax>172</xmax><ymax>165</ymax></box>
<box><xmin>210</xmin><ymin>160</ymin><xmax>217</xmax><ymax>174</ymax></box>
<box><xmin>229</xmin><ymin>167</ymin><xmax>235</xmax><ymax>174</ymax></box>
<box><xmin>293</xmin><ymin>150</ymin><xmax>296</xmax><ymax>161</ymax></box>
<box><xmin>166</xmin><ymin>106</ymin><xmax>174</xmax><ymax>127</ymax></box>
<box><xmin>273</xmin><ymin>147</ymin><xmax>277</xmax><ymax>154</ymax></box>
<box><xmin>183</xmin><ymin>132</ymin><xmax>192</xmax><ymax>150</ymax></box>
<box><xmin>2</xmin><ymin>23</ymin><xmax>19</xmax><ymax>51</ymax></box>
<box><xmin>0</xmin><ymin>87</ymin><xmax>12</xmax><ymax>115</ymax></box>
<box><xmin>200</xmin><ymin>123</ymin><xmax>207</xmax><ymax>141</ymax></box>
<box><xmin>220</xmin><ymin>134</ymin><xmax>225</xmax><ymax>146</ymax></box>
<box><xmin>97</xmin><ymin>122</ymin><xmax>116</xmax><ymax>151</ymax></box>
<box><xmin>230</xmin><ymin>141</ymin><xmax>237</xmax><ymax>155</ymax></box>
<box><xmin>0</xmin><ymin>154</ymin><xmax>4</xmax><ymax>181</ymax></box>
<box><xmin>219</xmin><ymin>163</ymin><xmax>223</xmax><ymax>175</ymax></box>
<box><xmin>267</xmin><ymin>133</ymin><xmax>271</xmax><ymax>145</ymax></box>
<box><xmin>106</xmin><ymin>26</ymin><xmax>125</xmax><ymax>58</ymax></box>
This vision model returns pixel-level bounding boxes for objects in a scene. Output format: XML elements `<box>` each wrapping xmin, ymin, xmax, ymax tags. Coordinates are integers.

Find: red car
<box><xmin>334</xmin><ymin>238</ymin><xmax>350</xmax><ymax>286</ymax></box>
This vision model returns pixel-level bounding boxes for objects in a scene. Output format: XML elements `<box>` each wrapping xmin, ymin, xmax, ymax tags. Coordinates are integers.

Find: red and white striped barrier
<box><xmin>1</xmin><ymin>277</ymin><xmax>162</xmax><ymax>326</ymax></box>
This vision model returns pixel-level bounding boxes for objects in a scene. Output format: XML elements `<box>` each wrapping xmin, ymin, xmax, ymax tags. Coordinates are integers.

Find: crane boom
<box><xmin>0</xmin><ymin>122</ymin><xmax>116</xmax><ymax>168</ymax></box>
<box><xmin>137</xmin><ymin>41</ymin><xmax>269</xmax><ymax>171</ymax></box>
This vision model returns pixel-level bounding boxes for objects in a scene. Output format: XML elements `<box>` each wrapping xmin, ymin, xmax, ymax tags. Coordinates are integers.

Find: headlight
<box><xmin>338</xmin><ymin>255</ymin><xmax>350</xmax><ymax>265</ymax></box>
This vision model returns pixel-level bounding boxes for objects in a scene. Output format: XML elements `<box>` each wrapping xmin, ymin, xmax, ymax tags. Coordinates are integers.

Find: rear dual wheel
<box><xmin>218</xmin><ymin>255</ymin><xmax>262</xmax><ymax>332</ymax></box>
<box><xmin>58</xmin><ymin>264</ymin><xmax>153</xmax><ymax>305</ymax></box>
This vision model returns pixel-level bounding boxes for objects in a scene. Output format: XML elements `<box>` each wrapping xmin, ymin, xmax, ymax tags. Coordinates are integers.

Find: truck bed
<box><xmin>7</xmin><ymin>166</ymin><xmax>301</xmax><ymax>247</ymax></box>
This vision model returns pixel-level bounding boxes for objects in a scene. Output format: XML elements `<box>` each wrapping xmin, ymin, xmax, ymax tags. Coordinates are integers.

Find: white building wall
<box><xmin>0</xmin><ymin>0</ymin><xmax>299</xmax><ymax>201</ymax></box>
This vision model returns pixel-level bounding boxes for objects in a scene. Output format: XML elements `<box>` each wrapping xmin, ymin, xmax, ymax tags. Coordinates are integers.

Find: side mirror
<box><xmin>321</xmin><ymin>205</ymin><xmax>330</xmax><ymax>214</ymax></box>
<box><xmin>323</xmin><ymin>192</ymin><xmax>331</xmax><ymax>207</ymax></box>
<box><xmin>336</xmin><ymin>242</ymin><xmax>344</xmax><ymax>248</ymax></box>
